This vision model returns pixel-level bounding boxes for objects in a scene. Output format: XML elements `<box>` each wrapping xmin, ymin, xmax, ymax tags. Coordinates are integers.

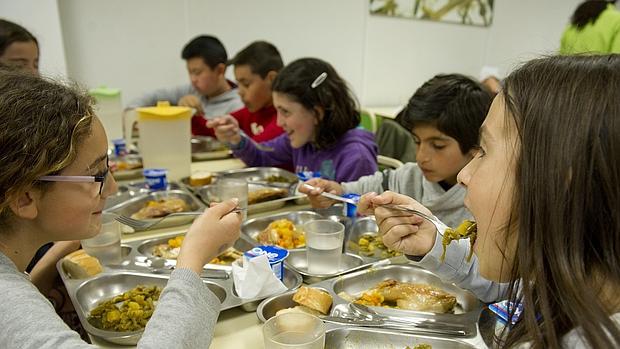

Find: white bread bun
<box><xmin>62</xmin><ymin>249</ymin><xmax>103</xmax><ymax>279</ymax></box>
<box><xmin>275</xmin><ymin>305</ymin><xmax>321</xmax><ymax>317</ymax></box>
<box><xmin>292</xmin><ymin>286</ymin><xmax>333</xmax><ymax>315</ymax></box>
<box><xmin>189</xmin><ymin>171</ymin><xmax>213</xmax><ymax>187</ymax></box>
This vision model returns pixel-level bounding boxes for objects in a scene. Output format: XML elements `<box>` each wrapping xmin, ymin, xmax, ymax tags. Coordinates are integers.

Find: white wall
<box><xmin>8</xmin><ymin>0</ymin><xmax>582</xmax><ymax>107</ymax></box>
<box><xmin>0</xmin><ymin>0</ymin><xmax>67</xmax><ymax>77</ymax></box>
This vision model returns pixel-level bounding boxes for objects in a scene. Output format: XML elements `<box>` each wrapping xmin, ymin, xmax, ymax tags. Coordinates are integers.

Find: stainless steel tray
<box><xmin>324</xmin><ymin>327</ymin><xmax>477</xmax><ymax>348</ymax></box>
<box><xmin>191</xmin><ymin>136</ymin><xmax>231</xmax><ymax>161</ymax></box>
<box><xmin>134</xmin><ymin>233</ymin><xmax>255</xmax><ymax>272</ymax></box>
<box><xmin>285</xmin><ymin>249</ymin><xmax>368</xmax><ymax>284</ymax></box>
<box><xmin>195</xmin><ymin>183</ymin><xmax>300</xmax><ymax>215</ymax></box>
<box><xmin>346</xmin><ymin>216</ymin><xmax>404</xmax><ymax>262</ymax></box>
<box><xmin>57</xmin><ymin>234</ymin><xmax>303</xmax><ymax>344</ymax></box>
<box><xmin>256</xmin><ymin>263</ymin><xmax>482</xmax><ymax>338</ymax></box>
<box><xmin>104</xmin><ymin>188</ymin><xmax>205</xmax><ymax>230</ymax></box>
<box><xmin>241</xmin><ymin>210</ymin><xmax>323</xmax><ymax>246</ymax></box>
<box><xmin>58</xmin><ymin>270</ymin><xmax>227</xmax><ymax>345</ymax></box>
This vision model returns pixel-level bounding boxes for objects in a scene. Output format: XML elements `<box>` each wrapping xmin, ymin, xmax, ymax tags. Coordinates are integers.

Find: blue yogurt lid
<box><xmin>244</xmin><ymin>245</ymin><xmax>289</xmax><ymax>263</ymax></box>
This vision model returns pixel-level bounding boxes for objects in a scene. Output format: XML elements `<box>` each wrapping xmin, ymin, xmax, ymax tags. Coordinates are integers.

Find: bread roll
<box><xmin>62</xmin><ymin>249</ymin><xmax>103</xmax><ymax>279</ymax></box>
<box><xmin>275</xmin><ymin>305</ymin><xmax>321</xmax><ymax>317</ymax></box>
<box><xmin>189</xmin><ymin>171</ymin><xmax>213</xmax><ymax>187</ymax></box>
<box><xmin>292</xmin><ymin>286</ymin><xmax>333</xmax><ymax>315</ymax></box>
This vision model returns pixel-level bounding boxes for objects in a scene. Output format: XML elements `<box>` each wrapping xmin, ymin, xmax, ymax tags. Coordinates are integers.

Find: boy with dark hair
<box><xmin>301</xmin><ymin>74</ymin><xmax>492</xmax><ymax>227</ymax></box>
<box><xmin>128</xmin><ymin>35</ymin><xmax>243</xmax><ymax>132</ymax></box>
<box><xmin>204</xmin><ymin>41</ymin><xmax>285</xmax><ymax>142</ymax></box>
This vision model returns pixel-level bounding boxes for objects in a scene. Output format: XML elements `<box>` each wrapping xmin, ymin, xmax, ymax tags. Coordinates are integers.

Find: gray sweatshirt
<box><xmin>341</xmin><ymin>162</ymin><xmax>472</xmax><ymax>228</ymax></box>
<box><xmin>0</xmin><ymin>252</ymin><xmax>220</xmax><ymax>348</ymax></box>
<box><xmin>415</xmin><ymin>228</ymin><xmax>620</xmax><ymax>347</ymax></box>
<box><xmin>127</xmin><ymin>83</ymin><xmax>243</xmax><ymax>119</ymax></box>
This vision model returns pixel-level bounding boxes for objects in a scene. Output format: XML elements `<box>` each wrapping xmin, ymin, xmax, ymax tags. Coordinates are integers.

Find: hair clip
<box><xmin>311</xmin><ymin>72</ymin><xmax>327</xmax><ymax>89</ymax></box>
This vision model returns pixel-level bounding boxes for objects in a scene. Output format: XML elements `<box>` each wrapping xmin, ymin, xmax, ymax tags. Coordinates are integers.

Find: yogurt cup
<box><xmin>112</xmin><ymin>138</ymin><xmax>127</xmax><ymax>156</ymax></box>
<box><xmin>342</xmin><ymin>193</ymin><xmax>361</xmax><ymax>217</ymax></box>
<box><xmin>243</xmin><ymin>245</ymin><xmax>289</xmax><ymax>280</ymax></box>
<box><xmin>143</xmin><ymin>168</ymin><xmax>168</xmax><ymax>190</ymax></box>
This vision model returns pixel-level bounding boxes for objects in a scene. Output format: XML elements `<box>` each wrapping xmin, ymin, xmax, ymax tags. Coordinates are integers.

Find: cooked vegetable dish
<box><xmin>152</xmin><ymin>235</ymin><xmax>242</xmax><ymax>264</ymax></box>
<box><xmin>352</xmin><ymin>233</ymin><xmax>402</xmax><ymax>259</ymax></box>
<box><xmin>441</xmin><ymin>220</ymin><xmax>477</xmax><ymax>262</ymax></box>
<box><xmin>88</xmin><ymin>285</ymin><xmax>161</xmax><ymax>332</ymax></box>
<box><xmin>256</xmin><ymin>219</ymin><xmax>305</xmax><ymax>249</ymax></box>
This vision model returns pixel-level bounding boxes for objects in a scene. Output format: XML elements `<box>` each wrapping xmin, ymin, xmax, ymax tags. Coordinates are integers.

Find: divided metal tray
<box><xmin>57</xmin><ymin>233</ymin><xmax>302</xmax><ymax>345</ymax></box>
<box><xmin>257</xmin><ymin>263</ymin><xmax>483</xmax><ymax>339</ymax></box>
<box><xmin>104</xmin><ymin>188</ymin><xmax>204</xmax><ymax>230</ymax></box>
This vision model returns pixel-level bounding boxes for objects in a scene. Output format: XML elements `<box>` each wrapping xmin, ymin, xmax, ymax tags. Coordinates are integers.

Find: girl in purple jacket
<box><xmin>211</xmin><ymin>57</ymin><xmax>377</xmax><ymax>182</ymax></box>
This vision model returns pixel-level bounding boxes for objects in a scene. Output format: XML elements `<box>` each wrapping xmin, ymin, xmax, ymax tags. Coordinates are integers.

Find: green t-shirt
<box><xmin>560</xmin><ymin>4</ymin><xmax>620</xmax><ymax>54</ymax></box>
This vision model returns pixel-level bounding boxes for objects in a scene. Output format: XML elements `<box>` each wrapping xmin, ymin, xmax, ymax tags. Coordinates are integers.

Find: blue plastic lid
<box><xmin>112</xmin><ymin>138</ymin><xmax>126</xmax><ymax>145</ymax></box>
<box><xmin>244</xmin><ymin>245</ymin><xmax>289</xmax><ymax>263</ymax></box>
<box><xmin>143</xmin><ymin>168</ymin><xmax>167</xmax><ymax>177</ymax></box>
<box><xmin>297</xmin><ymin>171</ymin><xmax>321</xmax><ymax>181</ymax></box>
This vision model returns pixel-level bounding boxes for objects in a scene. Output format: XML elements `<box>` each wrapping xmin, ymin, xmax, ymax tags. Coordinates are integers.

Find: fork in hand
<box><xmin>114</xmin><ymin>208</ymin><xmax>245</xmax><ymax>231</ymax></box>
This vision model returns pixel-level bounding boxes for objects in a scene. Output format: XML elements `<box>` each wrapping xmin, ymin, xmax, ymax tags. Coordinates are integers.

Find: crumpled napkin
<box><xmin>232</xmin><ymin>254</ymin><xmax>287</xmax><ymax>299</ymax></box>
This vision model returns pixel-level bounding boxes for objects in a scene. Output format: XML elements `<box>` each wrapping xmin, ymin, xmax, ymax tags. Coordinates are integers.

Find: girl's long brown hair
<box><xmin>501</xmin><ymin>54</ymin><xmax>620</xmax><ymax>348</ymax></box>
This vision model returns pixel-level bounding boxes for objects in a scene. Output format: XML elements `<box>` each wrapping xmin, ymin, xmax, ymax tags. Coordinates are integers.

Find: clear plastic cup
<box><xmin>263</xmin><ymin>312</ymin><xmax>325</xmax><ymax>349</ymax></box>
<box><xmin>217</xmin><ymin>178</ymin><xmax>248</xmax><ymax>219</ymax></box>
<box><xmin>81</xmin><ymin>213</ymin><xmax>122</xmax><ymax>265</ymax></box>
<box><xmin>304</xmin><ymin>219</ymin><xmax>345</xmax><ymax>275</ymax></box>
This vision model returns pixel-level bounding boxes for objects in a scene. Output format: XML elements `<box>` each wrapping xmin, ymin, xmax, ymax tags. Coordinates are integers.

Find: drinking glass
<box><xmin>217</xmin><ymin>178</ymin><xmax>248</xmax><ymax>219</ymax></box>
<box><xmin>81</xmin><ymin>213</ymin><xmax>122</xmax><ymax>265</ymax></box>
<box><xmin>304</xmin><ymin>219</ymin><xmax>345</xmax><ymax>274</ymax></box>
<box><xmin>263</xmin><ymin>312</ymin><xmax>325</xmax><ymax>349</ymax></box>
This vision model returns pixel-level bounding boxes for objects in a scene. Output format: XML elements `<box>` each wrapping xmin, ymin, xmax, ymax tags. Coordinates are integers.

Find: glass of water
<box><xmin>263</xmin><ymin>312</ymin><xmax>325</xmax><ymax>349</ymax></box>
<box><xmin>304</xmin><ymin>219</ymin><xmax>345</xmax><ymax>275</ymax></box>
<box><xmin>81</xmin><ymin>213</ymin><xmax>122</xmax><ymax>265</ymax></box>
<box><xmin>217</xmin><ymin>178</ymin><xmax>248</xmax><ymax>219</ymax></box>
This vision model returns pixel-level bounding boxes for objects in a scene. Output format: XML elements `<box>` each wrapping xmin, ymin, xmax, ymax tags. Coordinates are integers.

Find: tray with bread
<box><xmin>191</xmin><ymin>136</ymin><xmax>232</xmax><ymax>161</ymax></box>
<box><xmin>57</xmin><ymin>235</ymin><xmax>303</xmax><ymax>344</ymax></box>
<box><xmin>104</xmin><ymin>188</ymin><xmax>205</xmax><ymax>231</ymax></box>
<box><xmin>257</xmin><ymin>263</ymin><xmax>483</xmax><ymax>340</ymax></box>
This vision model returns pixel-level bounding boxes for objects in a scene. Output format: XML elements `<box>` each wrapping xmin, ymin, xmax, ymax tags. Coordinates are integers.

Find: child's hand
<box><xmin>362</xmin><ymin>191</ymin><xmax>437</xmax><ymax>257</ymax></box>
<box><xmin>298</xmin><ymin>178</ymin><xmax>344</xmax><ymax>208</ymax></box>
<box><xmin>176</xmin><ymin>199</ymin><xmax>242</xmax><ymax>274</ymax></box>
<box><xmin>207</xmin><ymin>115</ymin><xmax>242</xmax><ymax>145</ymax></box>
<box><xmin>178</xmin><ymin>95</ymin><xmax>204</xmax><ymax>114</ymax></box>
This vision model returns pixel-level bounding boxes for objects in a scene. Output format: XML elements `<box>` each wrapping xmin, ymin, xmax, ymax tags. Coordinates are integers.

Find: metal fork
<box><xmin>379</xmin><ymin>204</ymin><xmax>449</xmax><ymax>234</ymax></box>
<box><xmin>114</xmin><ymin>208</ymin><xmax>244</xmax><ymax>231</ymax></box>
<box><xmin>247</xmin><ymin>137</ymin><xmax>274</xmax><ymax>152</ymax></box>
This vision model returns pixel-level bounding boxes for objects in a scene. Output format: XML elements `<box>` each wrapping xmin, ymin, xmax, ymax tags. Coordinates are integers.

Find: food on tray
<box><xmin>256</xmin><ymin>219</ymin><xmax>305</xmax><ymax>249</ymax></box>
<box><xmin>265</xmin><ymin>174</ymin><xmax>294</xmax><ymax>184</ymax></box>
<box><xmin>441</xmin><ymin>220</ymin><xmax>477</xmax><ymax>262</ymax></box>
<box><xmin>130</xmin><ymin>198</ymin><xmax>189</xmax><ymax>220</ymax></box>
<box><xmin>62</xmin><ymin>249</ymin><xmax>103</xmax><ymax>279</ymax></box>
<box><xmin>353</xmin><ymin>233</ymin><xmax>402</xmax><ymax>259</ymax></box>
<box><xmin>109</xmin><ymin>157</ymin><xmax>142</xmax><ymax>172</ymax></box>
<box><xmin>88</xmin><ymin>285</ymin><xmax>161</xmax><ymax>332</ymax></box>
<box><xmin>276</xmin><ymin>286</ymin><xmax>333</xmax><ymax>317</ymax></box>
<box><xmin>406</xmin><ymin>345</ymin><xmax>432</xmax><ymax>349</ymax></box>
<box><xmin>248</xmin><ymin>188</ymin><xmax>288</xmax><ymax>204</ymax></box>
<box><xmin>344</xmin><ymin>279</ymin><xmax>456</xmax><ymax>313</ymax></box>
<box><xmin>188</xmin><ymin>171</ymin><xmax>213</xmax><ymax>187</ymax></box>
<box><xmin>152</xmin><ymin>235</ymin><xmax>243</xmax><ymax>264</ymax></box>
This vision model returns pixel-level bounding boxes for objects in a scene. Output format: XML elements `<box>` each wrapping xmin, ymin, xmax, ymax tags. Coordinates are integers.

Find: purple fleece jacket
<box><xmin>233</xmin><ymin>128</ymin><xmax>378</xmax><ymax>182</ymax></box>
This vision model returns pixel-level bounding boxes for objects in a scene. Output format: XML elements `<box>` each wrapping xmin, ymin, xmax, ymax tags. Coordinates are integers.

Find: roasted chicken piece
<box><xmin>354</xmin><ymin>279</ymin><xmax>457</xmax><ymax>313</ymax></box>
<box><xmin>248</xmin><ymin>188</ymin><xmax>288</xmax><ymax>204</ymax></box>
<box><xmin>130</xmin><ymin>198</ymin><xmax>189</xmax><ymax>220</ymax></box>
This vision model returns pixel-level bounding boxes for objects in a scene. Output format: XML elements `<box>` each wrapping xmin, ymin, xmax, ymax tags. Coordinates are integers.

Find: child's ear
<box><xmin>215</xmin><ymin>63</ymin><xmax>227</xmax><ymax>76</ymax></box>
<box><xmin>313</xmin><ymin>106</ymin><xmax>325</xmax><ymax>123</ymax></box>
<box><xmin>8</xmin><ymin>190</ymin><xmax>39</xmax><ymax>220</ymax></box>
<box><xmin>265</xmin><ymin>71</ymin><xmax>278</xmax><ymax>85</ymax></box>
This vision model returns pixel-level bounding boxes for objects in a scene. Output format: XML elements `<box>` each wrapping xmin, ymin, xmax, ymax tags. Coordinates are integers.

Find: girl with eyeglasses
<box><xmin>0</xmin><ymin>70</ymin><xmax>242</xmax><ymax>348</ymax></box>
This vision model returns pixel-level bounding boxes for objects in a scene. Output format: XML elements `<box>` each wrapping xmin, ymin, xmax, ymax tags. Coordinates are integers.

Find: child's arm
<box><xmin>231</xmin><ymin>133</ymin><xmax>292</xmax><ymax>167</ymax></box>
